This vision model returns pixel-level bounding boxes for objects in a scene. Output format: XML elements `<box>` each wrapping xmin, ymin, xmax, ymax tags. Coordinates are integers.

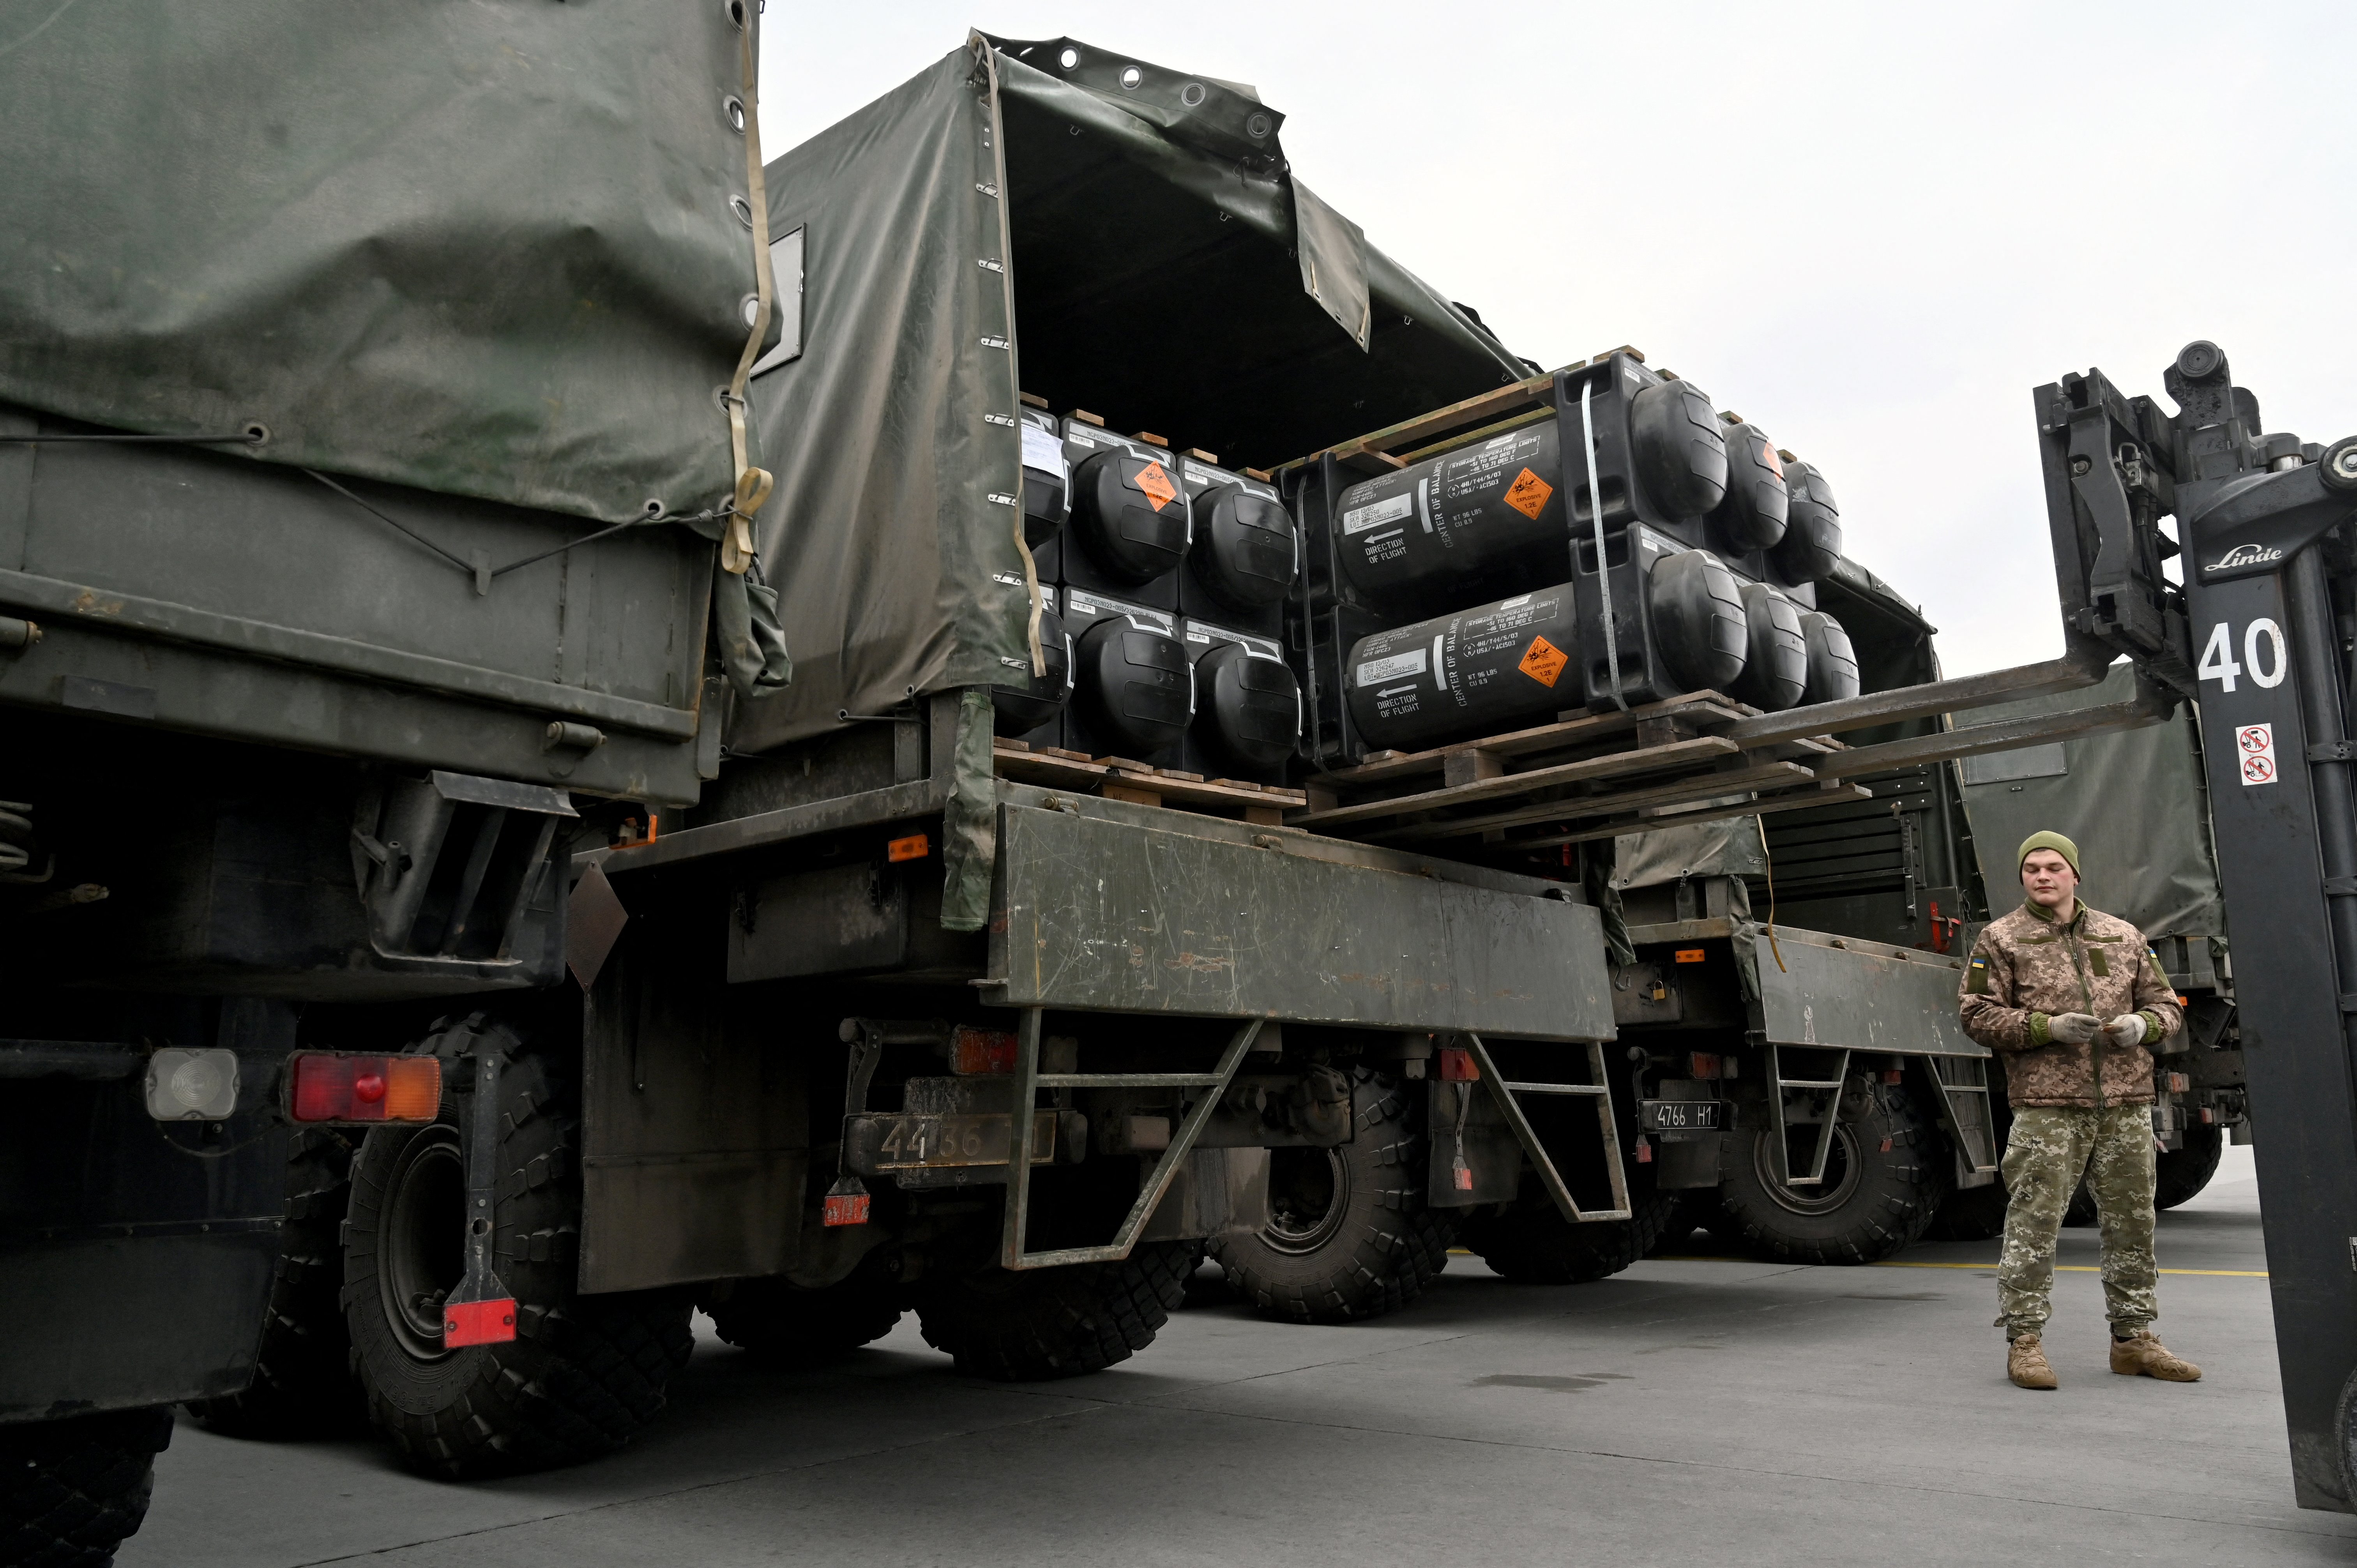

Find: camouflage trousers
<box><xmin>1997</xmin><ymin>1105</ymin><xmax>2157</xmax><ymax>1339</ymax></box>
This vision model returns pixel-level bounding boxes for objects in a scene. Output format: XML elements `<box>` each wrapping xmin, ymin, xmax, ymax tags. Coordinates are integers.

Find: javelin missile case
<box><xmin>1288</xmin><ymin>354</ymin><xmax>1861</xmax><ymax>770</ymax></box>
<box><xmin>0</xmin><ymin>1</ymin><xmax>778</xmax><ymax>1543</ymax></box>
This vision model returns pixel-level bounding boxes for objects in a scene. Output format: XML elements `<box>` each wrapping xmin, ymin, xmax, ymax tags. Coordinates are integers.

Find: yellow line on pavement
<box><xmin>1643</xmin><ymin>1256</ymin><xmax>2268</xmax><ymax>1278</ymax></box>
<box><xmin>1868</xmin><ymin>1260</ymin><xmax>2268</xmax><ymax>1277</ymax></box>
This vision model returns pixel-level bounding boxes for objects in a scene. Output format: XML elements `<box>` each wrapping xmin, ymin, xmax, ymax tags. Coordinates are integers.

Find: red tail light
<box><xmin>950</xmin><ymin>1025</ymin><xmax>1019</xmax><ymax>1075</ymax></box>
<box><xmin>1438</xmin><ymin>1046</ymin><xmax>1479</xmax><ymax>1082</ymax></box>
<box><xmin>289</xmin><ymin>1052</ymin><xmax>441</xmax><ymax>1123</ymax></box>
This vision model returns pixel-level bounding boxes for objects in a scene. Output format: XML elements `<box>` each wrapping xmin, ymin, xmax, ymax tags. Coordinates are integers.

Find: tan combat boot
<box><xmin>2008</xmin><ymin>1333</ymin><xmax>2058</xmax><ymax>1390</ymax></box>
<box><xmin>2110</xmin><ymin>1329</ymin><xmax>2201</xmax><ymax>1381</ymax></box>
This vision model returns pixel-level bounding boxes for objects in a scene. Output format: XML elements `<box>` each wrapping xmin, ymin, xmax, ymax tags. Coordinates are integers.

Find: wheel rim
<box><xmin>1753</xmin><ymin>1123</ymin><xmax>1864</xmax><ymax>1216</ymax></box>
<box><xmin>1260</xmin><ymin>1146</ymin><xmax>1350</xmax><ymax>1255</ymax></box>
<box><xmin>378</xmin><ymin>1126</ymin><xmax>466</xmax><ymax>1360</ymax></box>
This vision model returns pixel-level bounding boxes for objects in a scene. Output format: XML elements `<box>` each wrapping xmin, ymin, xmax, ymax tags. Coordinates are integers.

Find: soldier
<box><xmin>1959</xmin><ymin>830</ymin><xmax>2203</xmax><ymax>1390</ymax></box>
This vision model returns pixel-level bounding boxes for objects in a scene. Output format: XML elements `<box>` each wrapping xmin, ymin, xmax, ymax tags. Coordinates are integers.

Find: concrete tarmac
<box><xmin>124</xmin><ymin>1146</ymin><xmax>2357</xmax><ymax>1566</ymax></box>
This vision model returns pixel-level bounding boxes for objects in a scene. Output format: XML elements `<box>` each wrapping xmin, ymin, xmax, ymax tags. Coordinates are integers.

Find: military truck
<box><xmin>2</xmin><ymin>7</ymin><xmax>788</xmax><ymax>1559</ymax></box>
<box><xmin>541</xmin><ymin>31</ymin><xmax>1629</xmax><ymax>1403</ymax></box>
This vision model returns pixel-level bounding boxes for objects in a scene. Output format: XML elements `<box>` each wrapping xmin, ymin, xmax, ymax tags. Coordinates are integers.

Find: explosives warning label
<box><xmin>1133</xmin><ymin>460</ymin><xmax>1178</xmax><ymax>512</ymax></box>
<box><xmin>1503</xmin><ymin>467</ymin><xmax>1554</xmax><ymax>520</ymax></box>
<box><xmin>1517</xmin><ymin>635</ymin><xmax>1567</xmax><ymax>687</ymax></box>
<box><xmin>2237</xmin><ymin>722</ymin><xmax>2277</xmax><ymax>786</ymax></box>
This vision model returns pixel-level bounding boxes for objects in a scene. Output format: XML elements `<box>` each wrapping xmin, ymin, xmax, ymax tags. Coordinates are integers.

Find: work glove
<box><xmin>2046</xmin><ymin>1012</ymin><xmax>2102</xmax><ymax>1046</ymax></box>
<box><xmin>2100</xmin><ymin>1013</ymin><xmax>2147</xmax><ymax>1049</ymax></box>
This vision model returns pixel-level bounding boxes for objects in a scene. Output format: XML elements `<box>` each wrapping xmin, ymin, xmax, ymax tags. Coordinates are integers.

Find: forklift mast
<box><xmin>2038</xmin><ymin>341</ymin><xmax>2357</xmax><ymax>1510</ymax></box>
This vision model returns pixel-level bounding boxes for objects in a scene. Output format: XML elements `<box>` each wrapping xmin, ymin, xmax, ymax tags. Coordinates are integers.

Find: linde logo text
<box><xmin>2207</xmin><ymin>542</ymin><xmax>2285</xmax><ymax>572</ymax></box>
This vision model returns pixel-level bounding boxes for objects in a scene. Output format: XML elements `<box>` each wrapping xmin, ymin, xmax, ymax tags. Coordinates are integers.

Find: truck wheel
<box><xmin>0</xmin><ymin>1407</ymin><xmax>175</xmax><ymax>1568</ymax></box>
<box><xmin>2156</xmin><ymin>1123</ymin><xmax>2226</xmax><ymax>1209</ymax></box>
<box><xmin>701</xmin><ymin>1264</ymin><xmax>903</xmax><ymax>1361</ymax></box>
<box><xmin>343</xmin><ymin>1015</ymin><xmax>694</xmax><ymax>1479</ymax></box>
<box><xmin>186</xmin><ymin>1128</ymin><xmax>361</xmax><ymax>1437</ymax></box>
<box><xmin>915</xmin><ymin>1243</ymin><xmax>1194</xmax><ymax>1381</ymax></box>
<box><xmin>1209</xmin><ymin>1067</ymin><xmax>1456</xmax><ymax>1323</ymax></box>
<box><xmin>1717</xmin><ymin>1080</ymin><xmax>1952</xmax><ymax>1264</ymax></box>
<box><xmin>1464</xmin><ymin>1175</ymin><xmax>1678</xmax><ymax>1284</ymax></box>
<box><xmin>1924</xmin><ymin>1181</ymin><xmax>2009</xmax><ymax>1241</ymax></box>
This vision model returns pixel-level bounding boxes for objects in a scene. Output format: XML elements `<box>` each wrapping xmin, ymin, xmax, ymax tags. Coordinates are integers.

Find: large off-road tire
<box><xmin>700</xmin><ymin>1263</ymin><xmax>904</xmax><ymax>1361</ymax></box>
<box><xmin>2156</xmin><ymin>1122</ymin><xmax>2226</xmax><ymax>1210</ymax></box>
<box><xmin>915</xmin><ymin>1243</ymin><xmax>1194</xmax><ymax>1381</ymax></box>
<box><xmin>1717</xmin><ymin>1079</ymin><xmax>1953</xmax><ymax>1264</ymax></box>
<box><xmin>1463</xmin><ymin>1168</ymin><xmax>1678</xmax><ymax>1284</ymax></box>
<box><xmin>1210</xmin><ymin>1067</ymin><xmax>1456</xmax><ymax>1323</ymax></box>
<box><xmin>343</xmin><ymin>1015</ymin><xmax>694</xmax><ymax>1480</ymax></box>
<box><xmin>1924</xmin><ymin>1180</ymin><xmax>2010</xmax><ymax>1241</ymax></box>
<box><xmin>0</xmin><ymin>1407</ymin><xmax>174</xmax><ymax>1568</ymax></box>
<box><xmin>185</xmin><ymin>1128</ymin><xmax>361</xmax><ymax>1437</ymax></box>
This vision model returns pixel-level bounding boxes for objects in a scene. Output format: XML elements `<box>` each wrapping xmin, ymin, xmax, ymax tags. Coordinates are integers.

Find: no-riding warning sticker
<box><xmin>2237</xmin><ymin>722</ymin><xmax>2277</xmax><ymax>786</ymax></box>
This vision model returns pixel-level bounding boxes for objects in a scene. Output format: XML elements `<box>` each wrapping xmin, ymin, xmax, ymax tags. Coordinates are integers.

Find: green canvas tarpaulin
<box><xmin>0</xmin><ymin>2</ymin><xmax>771</xmax><ymax>526</ymax></box>
<box><xmin>733</xmin><ymin>32</ymin><xmax>1531</xmax><ymax>754</ymax></box>
<box><xmin>1959</xmin><ymin>662</ymin><xmax>2225</xmax><ymax>939</ymax></box>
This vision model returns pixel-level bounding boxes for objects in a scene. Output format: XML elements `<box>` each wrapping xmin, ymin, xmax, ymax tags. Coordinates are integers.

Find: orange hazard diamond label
<box><xmin>1133</xmin><ymin>459</ymin><xmax>1178</xmax><ymax>512</ymax></box>
<box><xmin>1502</xmin><ymin>466</ymin><xmax>1554</xmax><ymax>520</ymax></box>
<box><xmin>1517</xmin><ymin>635</ymin><xmax>1567</xmax><ymax>687</ymax></box>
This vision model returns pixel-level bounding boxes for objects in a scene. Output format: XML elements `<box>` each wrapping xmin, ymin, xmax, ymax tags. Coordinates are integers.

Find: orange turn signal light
<box><xmin>887</xmin><ymin>832</ymin><xmax>930</xmax><ymax>863</ymax></box>
<box><xmin>289</xmin><ymin>1052</ymin><xmax>441</xmax><ymax>1124</ymax></box>
<box><xmin>1673</xmin><ymin>948</ymin><xmax>1707</xmax><ymax>964</ymax></box>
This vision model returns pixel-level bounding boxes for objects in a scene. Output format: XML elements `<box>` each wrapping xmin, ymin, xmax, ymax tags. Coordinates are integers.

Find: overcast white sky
<box><xmin>761</xmin><ymin>4</ymin><xmax>2357</xmax><ymax>676</ymax></box>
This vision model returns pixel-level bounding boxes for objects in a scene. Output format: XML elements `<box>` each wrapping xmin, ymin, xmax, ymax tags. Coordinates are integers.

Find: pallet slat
<box><xmin>993</xmin><ymin>742</ymin><xmax>1304</xmax><ymax>822</ymax></box>
<box><xmin>1353</xmin><ymin>759</ymin><xmax>1823</xmax><ymax>844</ymax></box>
<box><xmin>1290</xmin><ymin>735</ymin><xmax>1741</xmax><ymax>831</ymax></box>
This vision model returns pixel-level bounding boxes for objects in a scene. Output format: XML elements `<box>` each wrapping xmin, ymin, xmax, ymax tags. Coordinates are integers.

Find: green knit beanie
<box><xmin>2018</xmin><ymin>830</ymin><xmax>2081</xmax><ymax>878</ymax></box>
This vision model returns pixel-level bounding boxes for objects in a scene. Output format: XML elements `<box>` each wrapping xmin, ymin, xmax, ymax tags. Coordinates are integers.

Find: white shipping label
<box><xmin>1021</xmin><ymin>423</ymin><xmax>1069</xmax><ymax>482</ymax></box>
<box><xmin>2236</xmin><ymin>722</ymin><xmax>2278</xmax><ymax>786</ymax></box>
<box><xmin>1342</xmin><ymin>493</ymin><xmax>1414</xmax><ymax>536</ymax></box>
<box><xmin>1356</xmin><ymin>648</ymin><xmax>1428</xmax><ymax>687</ymax></box>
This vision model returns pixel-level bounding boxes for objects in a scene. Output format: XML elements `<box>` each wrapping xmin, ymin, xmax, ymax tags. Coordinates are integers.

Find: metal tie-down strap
<box><xmin>443</xmin><ymin>1046</ymin><xmax>518</xmax><ymax>1347</ymax></box>
<box><xmin>1455</xmin><ymin>1031</ymin><xmax>1633</xmax><ymax>1224</ymax></box>
<box><xmin>1763</xmin><ymin>1043</ymin><xmax>1853</xmax><ymax>1187</ymax></box>
<box><xmin>1579</xmin><ymin>380</ymin><xmax>1629</xmax><ymax>713</ymax></box>
<box><xmin>1000</xmin><ymin>1010</ymin><xmax>1265</xmax><ymax>1270</ymax></box>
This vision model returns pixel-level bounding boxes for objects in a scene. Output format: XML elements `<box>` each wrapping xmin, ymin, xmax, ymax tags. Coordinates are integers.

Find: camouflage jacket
<box><xmin>1957</xmin><ymin>899</ymin><xmax>2181</xmax><ymax>1108</ymax></box>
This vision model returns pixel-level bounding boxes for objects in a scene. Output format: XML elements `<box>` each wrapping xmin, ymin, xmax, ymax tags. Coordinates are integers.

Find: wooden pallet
<box><xmin>1285</xmin><ymin>692</ymin><xmax>1864</xmax><ymax>849</ymax></box>
<box><xmin>993</xmin><ymin>740</ymin><xmax>1302</xmax><ymax>826</ymax></box>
